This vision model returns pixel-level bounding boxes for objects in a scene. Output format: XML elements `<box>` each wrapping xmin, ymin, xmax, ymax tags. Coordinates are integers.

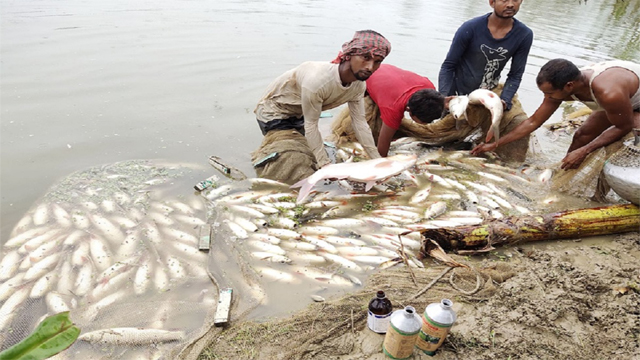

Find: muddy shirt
<box><xmin>255</xmin><ymin>61</ymin><xmax>380</xmax><ymax>167</ymax></box>
<box><xmin>438</xmin><ymin>13</ymin><xmax>533</xmax><ymax>110</ymax></box>
<box><xmin>366</xmin><ymin>64</ymin><xmax>436</xmax><ymax>130</ymax></box>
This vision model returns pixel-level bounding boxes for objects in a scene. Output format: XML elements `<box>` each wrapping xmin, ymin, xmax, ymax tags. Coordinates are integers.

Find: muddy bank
<box><xmin>196</xmin><ymin>232</ymin><xmax>640</xmax><ymax>360</ymax></box>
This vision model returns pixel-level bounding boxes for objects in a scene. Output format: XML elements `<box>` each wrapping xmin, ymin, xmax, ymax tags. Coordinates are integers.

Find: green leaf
<box><xmin>0</xmin><ymin>311</ymin><xmax>80</xmax><ymax>360</ymax></box>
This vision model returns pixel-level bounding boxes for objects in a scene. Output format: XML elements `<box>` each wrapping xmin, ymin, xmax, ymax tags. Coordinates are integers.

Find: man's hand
<box><xmin>471</xmin><ymin>142</ymin><xmax>498</xmax><ymax>155</ymax></box>
<box><xmin>444</xmin><ymin>96</ymin><xmax>455</xmax><ymax>110</ymax></box>
<box><xmin>561</xmin><ymin>147</ymin><xmax>589</xmax><ymax>170</ymax></box>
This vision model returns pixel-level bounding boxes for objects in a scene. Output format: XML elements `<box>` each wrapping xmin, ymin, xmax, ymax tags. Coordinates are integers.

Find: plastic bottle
<box><xmin>367</xmin><ymin>290</ymin><xmax>392</xmax><ymax>334</ymax></box>
<box><xmin>194</xmin><ymin>175</ymin><xmax>218</xmax><ymax>192</ymax></box>
<box><xmin>416</xmin><ymin>299</ymin><xmax>457</xmax><ymax>356</ymax></box>
<box><xmin>382</xmin><ymin>306</ymin><xmax>422</xmax><ymax>359</ymax></box>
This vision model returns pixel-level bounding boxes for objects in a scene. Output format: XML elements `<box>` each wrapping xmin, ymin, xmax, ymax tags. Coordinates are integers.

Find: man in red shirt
<box><xmin>365</xmin><ymin>64</ymin><xmax>447</xmax><ymax>156</ymax></box>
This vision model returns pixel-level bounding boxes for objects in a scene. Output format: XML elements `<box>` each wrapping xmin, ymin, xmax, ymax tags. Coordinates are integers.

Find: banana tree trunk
<box><xmin>419</xmin><ymin>204</ymin><xmax>640</xmax><ymax>255</ymax></box>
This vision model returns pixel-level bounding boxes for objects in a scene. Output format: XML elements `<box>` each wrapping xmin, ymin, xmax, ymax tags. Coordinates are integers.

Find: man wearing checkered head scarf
<box><xmin>332</xmin><ymin>30</ymin><xmax>391</xmax><ymax>66</ymax></box>
<box><xmin>254</xmin><ymin>30</ymin><xmax>391</xmax><ymax>169</ymax></box>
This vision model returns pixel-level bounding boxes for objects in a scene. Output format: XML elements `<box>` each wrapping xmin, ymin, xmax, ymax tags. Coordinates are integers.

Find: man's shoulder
<box><xmin>371</xmin><ymin>64</ymin><xmax>405</xmax><ymax>78</ymax></box>
<box><xmin>295</xmin><ymin>61</ymin><xmax>336</xmax><ymax>72</ymax></box>
<box><xmin>460</xmin><ymin>13</ymin><xmax>490</xmax><ymax>28</ymax></box>
<box><xmin>513</xmin><ymin>18</ymin><xmax>533</xmax><ymax>36</ymax></box>
<box><xmin>294</xmin><ymin>61</ymin><xmax>338</xmax><ymax>85</ymax></box>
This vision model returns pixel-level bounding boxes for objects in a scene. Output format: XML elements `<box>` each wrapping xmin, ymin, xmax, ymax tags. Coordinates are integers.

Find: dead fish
<box><xmin>79</xmin><ymin>327</ymin><xmax>185</xmax><ymax>345</ymax></box>
<box><xmin>424</xmin><ymin>201</ymin><xmax>447</xmax><ymax>219</ymax></box>
<box><xmin>250</xmin><ymin>252</ymin><xmax>292</xmax><ymax>263</ymax></box>
<box><xmin>223</xmin><ymin>219</ymin><xmax>249</xmax><ymax>239</ymax></box>
<box><xmin>449</xmin><ymin>95</ymin><xmax>470</xmax><ymax>130</ymax></box>
<box><xmin>409</xmin><ymin>183</ymin><xmax>432</xmax><ymax>205</ymax></box>
<box><xmin>538</xmin><ymin>168</ymin><xmax>553</xmax><ymax>183</ymax></box>
<box><xmin>290</xmin><ymin>154</ymin><xmax>417</xmax><ymax>203</ymax></box>
<box><xmin>468</xmin><ymin>89</ymin><xmax>503</xmax><ymax>143</ymax></box>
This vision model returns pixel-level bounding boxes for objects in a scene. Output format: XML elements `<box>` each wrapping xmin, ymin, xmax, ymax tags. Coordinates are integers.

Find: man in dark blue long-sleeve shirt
<box><xmin>438</xmin><ymin>0</ymin><xmax>533</xmax><ymax>111</ymax></box>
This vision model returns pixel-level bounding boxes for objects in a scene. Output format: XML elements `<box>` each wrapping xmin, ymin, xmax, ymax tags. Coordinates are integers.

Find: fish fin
<box><xmin>290</xmin><ymin>177</ymin><xmax>306</xmax><ymax>190</ymax></box>
<box><xmin>485</xmin><ymin>124</ymin><xmax>500</xmax><ymax>143</ymax></box>
<box><xmin>291</xmin><ymin>178</ymin><xmax>316</xmax><ymax>204</ymax></box>
<box><xmin>364</xmin><ymin>181</ymin><xmax>376</xmax><ymax>192</ymax></box>
<box><xmin>485</xmin><ymin>125</ymin><xmax>494</xmax><ymax>142</ymax></box>
<box><xmin>295</xmin><ymin>182</ymin><xmax>314</xmax><ymax>204</ymax></box>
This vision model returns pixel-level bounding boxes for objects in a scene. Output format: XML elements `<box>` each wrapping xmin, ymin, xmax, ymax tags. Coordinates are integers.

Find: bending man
<box><xmin>364</xmin><ymin>64</ymin><xmax>446</xmax><ymax>157</ymax></box>
<box><xmin>254</xmin><ymin>30</ymin><xmax>390</xmax><ymax>169</ymax></box>
<box><xmin>471</xmin><ymin>58</ymin><xmax>640</xmax><ymax>170</ymax></box>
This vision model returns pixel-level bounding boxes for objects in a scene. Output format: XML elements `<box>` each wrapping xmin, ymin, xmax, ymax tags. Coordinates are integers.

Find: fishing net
<box><xmin>197</xmin><ymin>262</ymin><xmax>516</xmax><ymax>360</ymax></box>
<box><xmin>329</xmin><ymin>84</ymin><xmax>531</xmax><ymax>163</ymax></box>
<box><xmin>251</xmin><ymin>129</ymin><xmax>318</xmax><ymax>185</ymax></box>
<box><xmin>550</xmin><ymin>133</ymin><xmax>632</xmax><ymax>200</ymax></box>
<box><xmin>600</xmin><ymin>137</ymin><xmax>640</xmax><ymax>205</ymax></box>
<box><xmin>0</xmin><ymin>160</ymin><xmax>217</xmax><ymax>360</ymax></box>
<box><xmin>1</xmin><ymin>141</ymin><xmax>611</xmax><ymax>360</ymax></box>
<box><xmin>607</xmin><ymin>137</ymin><xmax>640</xmax><ymax>167</ymax></box>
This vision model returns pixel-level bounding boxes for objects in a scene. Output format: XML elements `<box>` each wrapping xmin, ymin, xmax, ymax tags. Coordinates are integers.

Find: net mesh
<box><xmin>196</xmin><ymin>262</ymin><xmax>517</xmax><ymax>360</ymax></box>
<box><xmin>608</xmin><ymin>138</ymin><xmax>640</xmax><ymax>167</ymax></box>
<box><xmin>550</xmin><ymin>134</ymin><xmax>632</xmax><ymax>199</ymax></box>
<box><xmin>329</xmin><ymin>84</ymin><xmax>531</xmax><ymax>163</ymax></box>
<box><xmin>0</xmin><ymin>160</ymin><xmax>216</xmax><ymax>360</ymax></box>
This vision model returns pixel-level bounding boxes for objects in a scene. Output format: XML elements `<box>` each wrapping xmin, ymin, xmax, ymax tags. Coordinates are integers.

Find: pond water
<box><xmin>2</xmin><ymin>1</ymin><xmax>639</xmax><ymax>323</ymax></box>
<box><xmin>2</xmin><ymin>0</ymin><xmax>639</xmax><ymax>240</ymax></box>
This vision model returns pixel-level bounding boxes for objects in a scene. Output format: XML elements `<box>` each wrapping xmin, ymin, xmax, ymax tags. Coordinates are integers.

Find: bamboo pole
<box><xmin>418</xmin><ymin>204</ymin><xmax>640</xmax><ymax>254</ymax></box>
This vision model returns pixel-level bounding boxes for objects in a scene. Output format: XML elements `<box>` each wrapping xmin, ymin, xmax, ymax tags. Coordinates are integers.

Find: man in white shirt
<box><xmin>254</xmin><ymin>30</ymin><xmax>391</xmax><ymax>168</ymax></box>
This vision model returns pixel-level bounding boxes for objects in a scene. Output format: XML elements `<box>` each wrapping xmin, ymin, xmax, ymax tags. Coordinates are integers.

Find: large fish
<box><xmin>290</xmin><ymin>154</ymin><xmax>417</xmax><ymax>203</ymax></box>
<box><xmin>468</xmin><ymin>89</ymin><xmax>504</xmax><ymax>143</ymax></box>
<box><xmin>449</xmin><ymin>95</ymin><xmax>470</xmax><ymax>130</ymax></box>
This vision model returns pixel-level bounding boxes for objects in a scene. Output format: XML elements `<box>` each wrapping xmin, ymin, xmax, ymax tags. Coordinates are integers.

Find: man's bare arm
<box><xmin>377</xmin><ymin>123</ymin><xmax>396</xmax><ymax>157</ymax></box>
<box><xmin>471</xmin><ymin>97</ymin><xmax>561</xmax><ymax>154</ymax></box>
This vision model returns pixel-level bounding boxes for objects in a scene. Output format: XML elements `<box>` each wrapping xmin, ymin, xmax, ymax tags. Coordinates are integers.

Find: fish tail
<box><xmin>291</xmin><ymin>179</ymin><xmax>314</xmax><ymax>204</ymax></box>
<box><xmin>485</xmin><ymin>125</ymin><xmax>495</xmax><ymax>142</ymax></box>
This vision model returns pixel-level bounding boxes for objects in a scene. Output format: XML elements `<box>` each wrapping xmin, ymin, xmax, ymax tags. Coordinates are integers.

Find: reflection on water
<box><xmin>1</xmin><ymin>0</ymin><xmax>639</xmax><ymax>242</ymax></box>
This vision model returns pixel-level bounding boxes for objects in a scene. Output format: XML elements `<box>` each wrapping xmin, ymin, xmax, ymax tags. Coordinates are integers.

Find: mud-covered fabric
<box><xmin>251</xmin><ymin>129</ymin><xmax>318</xmax><ymax>185</ymax></box>
<box><xmin>329</xmin><ymin>84</ymin><xmax>531</xmax><ymax>162</ymax></box>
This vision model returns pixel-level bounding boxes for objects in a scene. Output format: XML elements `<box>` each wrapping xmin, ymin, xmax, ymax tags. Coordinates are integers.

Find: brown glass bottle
<box><xmin>367</xmin><ymin>290</ymin><xmax>393</xmax><ymax>333</ymax></box>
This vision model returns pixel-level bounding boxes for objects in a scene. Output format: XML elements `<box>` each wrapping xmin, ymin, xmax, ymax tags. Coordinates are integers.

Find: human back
<box><xmin>254</xmin><ymin>61</ymin><xmax>367</xmax><ymax>122</ymax></box>
<box><xmin>366</xmin><ymin>64</ymin><xmax>436</xmax><ymax>129</ymax></box>
<box><xmin>584</xmin><ymin>60</ymin><xmax>640</xmax><ymax>111</ymax></box>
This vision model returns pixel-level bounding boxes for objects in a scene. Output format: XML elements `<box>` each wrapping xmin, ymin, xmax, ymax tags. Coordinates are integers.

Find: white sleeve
<box><xmin>301</xmin><ymin>87</ymin><xmax>331</xmax><ymax>167</ymax></box>
<box><xmin>349</xmin><ymin>98</ymin><xmax>381</xmax><ymax>160</ymax></box>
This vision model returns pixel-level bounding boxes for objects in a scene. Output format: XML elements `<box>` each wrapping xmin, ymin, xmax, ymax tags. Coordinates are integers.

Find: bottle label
<box><xmin>367</xmin><ymin>310</ymin><xmax>391</xmax><ymax>333</ymax></box>
<box><xmin>415</xmin><ymin>314</ymin><xmax>452</xmax><ymax>354</ymax></box>
<box><xmin>382</xmin><ymin>322</ymin><xmax>420</xmax><ymax>359</ymax></box>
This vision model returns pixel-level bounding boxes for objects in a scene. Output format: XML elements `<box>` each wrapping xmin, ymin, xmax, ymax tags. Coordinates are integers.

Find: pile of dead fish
<box><xmin>0</xmin><ymin>147</ymin><xmax>555</xmax><ymax>354</ymax></box>
<box><xmin>0</xmin><ymin>160</ymin><xmax>211</xmax><ymax>350</ymax></box>
<box><xmin>202</xmin><ymin>141</ymin><xmax>553</xmax><ymax>289</ymax></box>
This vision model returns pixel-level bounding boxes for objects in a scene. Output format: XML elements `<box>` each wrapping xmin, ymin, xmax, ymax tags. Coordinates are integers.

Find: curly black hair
<box><xmin>536</xmin><ymin>59</ymin><xmax>581</xmax><ymax>90</ymax></box>
<box><xmin>407</xmin><ymin>89</ymin><xmax>445</xmax><ymax>123</ymax></box>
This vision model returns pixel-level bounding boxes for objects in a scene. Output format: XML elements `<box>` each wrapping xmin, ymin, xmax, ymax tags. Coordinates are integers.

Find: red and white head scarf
<box><xmin>331</xmin><ymin>30</ymin><xmax>391</xmax><ymax>64</ymax></box>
